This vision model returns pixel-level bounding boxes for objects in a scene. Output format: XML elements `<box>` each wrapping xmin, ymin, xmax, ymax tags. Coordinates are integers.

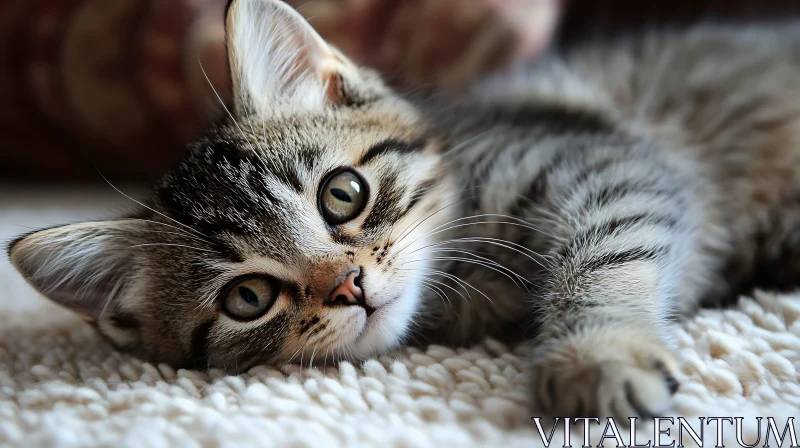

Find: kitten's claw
<box><xmin>530</xmin><ymin>329</ymin><xmax>680</xmax><ymax>420</ymax></box>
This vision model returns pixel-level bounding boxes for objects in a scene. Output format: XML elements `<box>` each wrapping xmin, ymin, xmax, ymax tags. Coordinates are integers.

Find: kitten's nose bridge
<box><xmin>325</xmin><ymin>270</ymin><xmax>362</xmax><ymax>307</ymax></box>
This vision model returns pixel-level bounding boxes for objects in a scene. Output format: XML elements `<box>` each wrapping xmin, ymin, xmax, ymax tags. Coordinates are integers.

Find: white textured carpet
<box><xmin>0</xmin><ymin>186</ymin><xmax>798</xmax><ymax>447</ymax></box>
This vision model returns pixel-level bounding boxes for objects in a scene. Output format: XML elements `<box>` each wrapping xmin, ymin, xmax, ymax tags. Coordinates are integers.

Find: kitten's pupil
<box><xmin>239</xmin><ymin>286</ymin><xmax>259</xmax><ymax>307</ymax></box>
<box><xmin>330</xmin><ymin>188</ymin><xmax>352</xmax><ymax>203</ymax></box>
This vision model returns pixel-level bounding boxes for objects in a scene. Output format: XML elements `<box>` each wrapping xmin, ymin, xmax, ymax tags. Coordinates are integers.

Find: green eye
<box><xmin>223</xmin><ymin>277</ymin><xmax>278</xmax><ymax>320</ymax></box>
<box><xmin>319</xmin><ymin>169</ymin><xmax>368</xmax><ymax>225</ymax></box>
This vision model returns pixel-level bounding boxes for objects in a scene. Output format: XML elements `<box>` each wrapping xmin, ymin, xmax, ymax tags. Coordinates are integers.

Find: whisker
<box><xmin>424</xmin><ymin>248</ymin><xmax>533</xmax><ymax>287</ymax></box>
<box><xmin>425</xmin><ymin>269</ymin><xmax>473</xmax><ymax>300</ymax></box>
<box><xmin>392</xmin><ymin>180</ymin><xmax>564</xmax><ymax>248</ymax></box>
<box><xmin>285</xmin><ymin>345</ymin><xmax>304</xmax><ymax>365</ymax></box>
<box><xmin>385</xmin><ymin>156</ymin><xmax>508</xmax><ymax>245</ymax></box>
<box><xmin>422</xmin><ymin>278</ymin><xmax>469</xmax><ymax>306</ymax></box>
<box><xmin>420</xmin><ymin>281</ymin><xmax>450</xmax><ymax>307</ymax></box>
<box><xmin>392</xmin><ymin>191</ymin><xmax>486</xmax><ymax>247</ymax></box>
<box><xmin>391</xmin><ymin>177</ymin><xmax>536</xmax><ymax>246</ymax></box>
<box><xmin>198</xmin><ymin>59</ymin><xmax>272</xmax><ymax>172</ymax></box>
<box><xmin>410</xmin><ymin>236</ymin><xmax>551</xmax><ymax>272</ymax></box>
<box><xmin>441</xmin><ymin>128</ymin><xmax>498</xmax><ymax>158</ymax></box>
<box><xmin>124</xmin><ymin>218</ymin><xmax>213</xmax><ymax>243</ymax></box>
<box><xmin>393</xmin><ymin>214</ymin><xmax>561</xmax><ymax>262</ymax></box>
<box><xmin>396</xmin><ymin>220</ymin><xmax>556</xmax><ymax>258</ymax></box>
<box><xmin>97</xmin><ymin>172</ymin><xmax>209</xmax><ymax>240</ymax></box>
<box><xmin>396</xmin><ymin>267</ymin><xmax>470</xmax><ymax>300</ymax></box>
<box><xmin>129</xmin><ymin>243</ymin><xmax>220</xmax><ymax>254</ymax></box>
<box><xmin>415</xmin><ymin>251</ymin><xmax>526</xmax><ymax>285</ymax></box>
<box><xmin>402</xmin><ymin>256</ymin><xmax>525</xmax><ymax>290</ymax></box>
<box><xmin>412</xmin><ymin>235</ymin><xmax>542</xmax><ymax>261</ymax></box>
<box><xmin>424</xmin><ymin>215</ymin><xmax>561</xmax><ymax>242</ymax></box>
<box><xmin>198</xmin><ymin>59</ymin><xmax>246</xmax><ymax>139</ymax></box>
<box><xmin>308</xmin><ymin>345</ymin><xmax>319</xmax><ymax>368</ymax></box>
<box><xmin>431</xmin><ymin>269</ymin><xmax>493</xmax><ymax>305</ymax></box>
<box><xmin>136</xmin><ymin>229</ymin><xmax>212</xmax><ymax>245</ymax></box>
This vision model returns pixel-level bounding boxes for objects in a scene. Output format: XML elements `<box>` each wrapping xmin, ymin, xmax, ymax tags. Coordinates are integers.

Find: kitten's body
<box><xmin>425</xmin><ymin>23</ymin><xmax>800</xmax><ymax>341</ymax></box>
<box><xmin>411</xmin><ymin>25</ymin><xmax>800</xmax><ymax>415</ymax></box>
<box><xmin>9</xmin><ymin>0</ymin><xmax>800</xmax><ymax>419</ymax></box>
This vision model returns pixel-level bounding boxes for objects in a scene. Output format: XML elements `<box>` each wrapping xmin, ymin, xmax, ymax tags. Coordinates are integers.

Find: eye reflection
<box><xmin>319</xmin><ymin>170</ymin><xmax>367</xmax><ymax>224</ymax></box>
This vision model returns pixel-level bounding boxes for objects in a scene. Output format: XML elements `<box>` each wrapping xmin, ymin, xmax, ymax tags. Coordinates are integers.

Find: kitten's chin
<box><xmin>273</xmin><ymin>283</ymin><xmax>421</xmax><ymax>367</ymax></box>
<box><xmin>346</xmin><ymin>281</ymin><xmax>422</xmax><ymax>359</ymax></box>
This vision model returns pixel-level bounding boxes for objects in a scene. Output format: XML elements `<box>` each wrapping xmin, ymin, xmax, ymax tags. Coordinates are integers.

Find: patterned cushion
<box><xmin>0</xmin><ymin>0</ymin><xmax>561</xmax><ymax>181</ymax></box>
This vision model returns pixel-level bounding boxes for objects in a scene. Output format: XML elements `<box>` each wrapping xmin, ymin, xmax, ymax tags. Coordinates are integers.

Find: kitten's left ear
<box><xmin>7</xmin><ymin>220</ymin><xmax>144</xmax><ymax>320</ymax></box>
<box><xmin>225</xmin><ymin>0</ymin><xmax>388</xmax><ymax>118</ymax></box>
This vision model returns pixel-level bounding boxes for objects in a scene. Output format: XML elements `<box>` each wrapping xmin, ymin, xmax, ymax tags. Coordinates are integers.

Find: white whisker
<box><xmin>198</xmin><ymin>59</ymin><xmax>271</xmax><ymax>171</ymax></box>
<box><xmin>430</xmin><ymin>269</ymin><xmax>493</xmax><ymax>305</ymax></box>
<box><xmin>420</xmin><ymin>281</ymin><xmax>450</xmax><ymax>307</ymax></box>
<box><xmin>97</xmin><ymin>172</ymin><xmax>209</xmax><ymax>240</ymax></box>
<box><xmin>410</xmin><ymin>236</ymin><xmax>550</xmax><ymax>272</ymax></box>
<box><xmin>425</xmin><ymin>248</ymin><xmax>534</xmax><ymax>287</ymax></box>
<box><xmin>403</xmin><ymin>256</ymin><xmax>525</xmax><ymax>289</ymax></box>
<box><xmin>129</xmin><ymin>243</ymin><xmax>220</xmax><ymax>254</ymax></box>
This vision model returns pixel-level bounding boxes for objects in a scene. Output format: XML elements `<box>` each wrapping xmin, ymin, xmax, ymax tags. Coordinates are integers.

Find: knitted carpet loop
<box><xmin>0</xmin><ymin>187</ymin><xmax>798</xmax><ymax>447</ymax></box>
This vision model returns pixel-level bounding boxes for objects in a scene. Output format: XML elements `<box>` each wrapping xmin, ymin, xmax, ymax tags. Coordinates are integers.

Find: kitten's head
<box><xmin>8</xmin><ymin>0</ymin><xmax>453</xmax><ymax>370</ymax></box>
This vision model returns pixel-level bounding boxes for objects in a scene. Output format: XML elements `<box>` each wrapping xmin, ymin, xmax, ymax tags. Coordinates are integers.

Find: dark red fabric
<box><xmin>0</xmin><ymin>0</ymin><xmax>562</xmax><ymax>182</ymax></box>
<box><xmin>0</xmin><ymin>0</ymin><xmax>796</xmax><ymax>182</ymax></box>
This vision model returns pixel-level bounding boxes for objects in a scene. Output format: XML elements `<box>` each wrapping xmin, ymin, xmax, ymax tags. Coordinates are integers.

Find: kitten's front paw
<box><xmin>530</xmin><ymin>328</ymin><xmax>680</xmax><ymax>419</ymax></box>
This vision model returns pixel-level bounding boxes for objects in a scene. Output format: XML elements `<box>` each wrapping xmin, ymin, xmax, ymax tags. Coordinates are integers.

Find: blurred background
<box><xmin>0</xmin><ymin>0</ymin><xmax>799</xmax><ymax>184</ymax></box>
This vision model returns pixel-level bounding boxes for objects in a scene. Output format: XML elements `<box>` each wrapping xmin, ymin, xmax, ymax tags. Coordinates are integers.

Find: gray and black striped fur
<box><xmin>9</xmin><ymin>0</ymin><xmax>800</xmax><ymax>419</ymax></box>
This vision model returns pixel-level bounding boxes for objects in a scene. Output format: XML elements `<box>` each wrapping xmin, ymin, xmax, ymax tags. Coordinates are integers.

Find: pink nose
<box><xmin>328</xmin><ymin>271</ymin><xmax>363</xmax><ymax>306</ymax></box>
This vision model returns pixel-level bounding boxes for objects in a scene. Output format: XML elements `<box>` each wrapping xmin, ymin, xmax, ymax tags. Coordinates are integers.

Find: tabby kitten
<box><xmin>9</xmin><ymin>0</ymin><xmax>800</xmax><ymax>419</ymax></box>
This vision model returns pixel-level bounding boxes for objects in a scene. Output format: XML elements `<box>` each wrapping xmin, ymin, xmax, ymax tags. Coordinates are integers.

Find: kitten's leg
<box><xmin>526</xmin><ymin>145</ymin><xmax>702</xmax><ymax>419</ymax></box>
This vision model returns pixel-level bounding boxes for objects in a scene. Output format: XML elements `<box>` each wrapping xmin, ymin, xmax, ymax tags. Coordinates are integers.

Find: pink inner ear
<box><xmin>279</xmin><ymin>21</ymin><xmax>349</xmax><ymax>103</ymax></box>
<box><xmin>323</xmin><ymin>71</ymin><xmax>345</xmax><ymax>104</ymax></box>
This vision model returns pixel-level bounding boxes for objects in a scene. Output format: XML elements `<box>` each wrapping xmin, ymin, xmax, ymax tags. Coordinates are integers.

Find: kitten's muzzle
<box><xmin>325</xmin><ymin>270</ymin><xmax>374</xmax><ymax>316</ymax></box>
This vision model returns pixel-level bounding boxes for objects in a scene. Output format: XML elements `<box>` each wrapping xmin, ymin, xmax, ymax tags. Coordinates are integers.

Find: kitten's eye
<box><xmin>319</xmin><ymin>169</ymin><xmax>367</xmax><ymax>224</ymax></box>
<box><xmin>222</xmin><ymin>277</ymin><xmax>279</xmax><ymax>320</ymax></box>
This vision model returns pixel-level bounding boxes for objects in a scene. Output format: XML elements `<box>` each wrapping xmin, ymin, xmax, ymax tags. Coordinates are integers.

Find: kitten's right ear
<box><xmin>8</xmin><ymin>220</ymin><xmax>143</xmax><ymax>319</ymax></box>
<box><xmin>224</xmin><ymin>0</ymin><xmax>388</xmax><ymax>118</ymax></box>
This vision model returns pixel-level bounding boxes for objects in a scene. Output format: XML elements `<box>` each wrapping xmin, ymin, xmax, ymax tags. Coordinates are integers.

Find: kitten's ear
<box><xmin>225</xmin><ymin>0</ymin><xmax>387</xmax><ymax>118</ymax></box>
<box><xmin>8</xmin><ymin>220</ymin><xmax>142</xmax><ymax>319</ymax></box>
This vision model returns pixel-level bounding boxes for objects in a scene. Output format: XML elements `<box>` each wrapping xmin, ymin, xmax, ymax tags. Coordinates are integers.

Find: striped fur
<box><xmin>8</xmin><ymin>1</ymin><xmax>800</xmax><ymax>419</ymax></box>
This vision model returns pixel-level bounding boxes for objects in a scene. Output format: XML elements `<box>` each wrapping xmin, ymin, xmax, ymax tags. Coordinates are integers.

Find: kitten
<box><xmin>9</xmin><ymin>0</ymin><xmax>800</xmax><ymax>419</ymax></box>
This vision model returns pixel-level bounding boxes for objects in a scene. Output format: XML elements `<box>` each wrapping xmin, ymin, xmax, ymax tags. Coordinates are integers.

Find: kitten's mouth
<box><xmin>362</xmin><ymin>294</ymin><xmax>402</xmax><ymax>320</ymax></box>
<box><xmin>352</xmin><ymin>271</ymin><xmax>375</xmax><ymax>317</ymax></box>
<box><xmin>359</xmin><ymin>296</ymin><xmax>376</xmax><ymax>317</ymax></box>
